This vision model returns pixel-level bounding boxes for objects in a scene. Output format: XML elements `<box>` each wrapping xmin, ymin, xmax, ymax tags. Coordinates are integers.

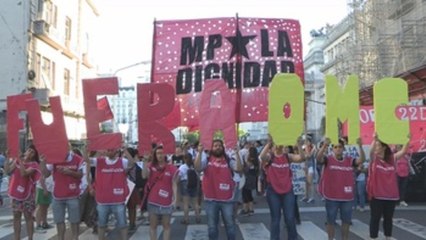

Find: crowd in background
<box><xmin>0</xmin><ymin>132</ymin><xmax>413</xmax><ymax>240</ymax></box>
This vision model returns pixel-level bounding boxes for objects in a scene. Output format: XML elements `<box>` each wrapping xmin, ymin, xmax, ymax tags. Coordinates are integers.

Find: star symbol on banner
<box><xmin>226</xmin><ymin>29</ymin><xmax>256</xmax><ymax>59</ymax></box>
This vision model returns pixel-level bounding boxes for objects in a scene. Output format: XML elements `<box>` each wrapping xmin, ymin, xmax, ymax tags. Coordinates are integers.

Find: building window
<box><xmin>51</xmin><ymin>61</ymin><xmax>56</xmax><ymax>90</ymax></box>
<box><xmin>64</xmin><ymin>68</ymin><xmax>70</xmax><ymax>95</ymax></box>
<box><xmin>75</xmin><ymin>79</ymin><xmax>80</xmax><ymax>99</ymax></box>
<box><xmin>35</xmin><ymin>53</ymin><xmax>41</xmax><ymax>83</ymax></box>
<box><xmin>43</xmin><ymin>1</ymin><xmax>57</xmax><ymax>27</ymax></box>
<box><xmin>65</xmin><ymin>17</ymin><xmax>72</xmax><ymax>47</ymax></box>
<box><xmin>41</xmin><ymin>57</ymin><xmax>54</xmax><ymax>89</ymax></box>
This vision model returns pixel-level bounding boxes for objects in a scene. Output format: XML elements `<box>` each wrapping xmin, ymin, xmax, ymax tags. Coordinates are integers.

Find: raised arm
<box><xmin>316</xmin><ymin>138</ymin><xmax>330</xmax><ymax>164</ymax></box>
<box><xmin>39</xmin><ymin>155</ymin><xmax>51</xmax><ymax>178</ymax></box>
<box><xmin>290</xmin><ymin>136</ymin><xmax>306</xmax><ymax>163</ymax></box>
<box><xmin>4</xmin><ymin>156</ymin><xmax>16</xmax><ymax>175</ymax></box>
<box><xmin>194</xmin><ymin>144</ymin><xmax>203</xmax><ymax>172</ymax></box>
<box><xmin>19</xmin><ymin>161</ymin><xmax>37</xmax><ymax>177</ymax></box>
<box><xmin>259</xmin><ymin>142</ymin><xmax>271</xmax><ymax>163</ymax></box>
<box><xmin>370</xmin><ymin>133</ymin><xmax>378</xmax><ymax>161</ymax></box>
<box><xmin>355</xmin><ymin>138</ymin><xmax>366</xmax><ymax>166</ymax></box>
<box><xmin>394</xmin><ymin>134</ymin><xmax>411</xmax><ymax>160</ymax></box>
<box><xmin>141</xmin><ymin>153</ymin><xmax>150</xmax><ymax>179</ymax></box>
<box><xmin>123</xmin><ymin>147</ymin><xmax>137</xmax><ymax>171</ymax></box>
<box><xmin>233</xmin><ymin>145</ymin><xmax>243</xmax><ymax>173</ymax></box>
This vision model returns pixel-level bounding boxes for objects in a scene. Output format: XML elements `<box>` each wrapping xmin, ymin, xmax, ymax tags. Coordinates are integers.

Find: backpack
<box><xmin>187</xmin><ymin>167</ymin><xmax>198</xmax><ymax>189</ymax></box>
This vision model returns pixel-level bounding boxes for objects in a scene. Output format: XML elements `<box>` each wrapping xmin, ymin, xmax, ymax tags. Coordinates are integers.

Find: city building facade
<box><xmin>0</xmin><ymin>0</ymin><xmax>99</xmax><ymax>149</ymax></box>
<box><xmin>304</xmin><ymin>31</ymin><xmax>327</xmax><ymax>142</ymax></box>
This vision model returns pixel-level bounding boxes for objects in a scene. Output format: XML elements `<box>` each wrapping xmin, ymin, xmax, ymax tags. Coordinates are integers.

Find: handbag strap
<box><xmin>147</xmin><ymin>165</ymin><xmax>166</xmax><ymax>191</ymax></box>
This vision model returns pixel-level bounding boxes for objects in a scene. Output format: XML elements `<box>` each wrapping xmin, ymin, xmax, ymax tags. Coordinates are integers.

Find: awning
<box><xmin>360</xmin><ymin>64</ymin><xmax>426</xmax><ymax>105</ymax></box>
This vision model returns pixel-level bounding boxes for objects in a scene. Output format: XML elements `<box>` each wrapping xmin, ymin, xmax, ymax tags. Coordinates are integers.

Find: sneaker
<box><xmin>35</xmin><ymin>225</ymin><xmax>47</xmax><ymax>233</ymax></box>
<box><xmin>306</xmin><ymin>198</ymin><xmax>315</xmax><ymax>204</ymax></box>
<box><xmin>240</xmin><ymin>210</ymin><xmax>249</xmax><ymax>216</ymax></box>
<box><xmin>129</xmin><ymin>224</ymin><xmax>137</xmax><ymax>231</ymax></box>
<box><xmin>142</xmin><ymin>219</ymin><xmax>150</xmax><ymax>225</ymax></box>
<box><xmin>299</xmin><ymin>197</ymin><xmax>308</xmax><ymax>202</ymax></box>
<box><xmin>400</xmin><ymin>201</ymin><xmax>408</xmax><ymax>207</ymax></box>
<box><xmin>42</xmin><ymin>223</ymin><xmax>53</xmax><ymax>229</ymax></box>
<box><xmin>248</xmin><ymin>210</ymin><xmax>254</xmax><ymax>216</ymax></box>
<box><xmin>92</xmin><ymin>226</ymin><xmax>98</xmax><ymax>234</ymax></box>
<box><xmin>357</xmin><ymin>206</ymin><xmax>365</xmax><ymax>212</ymax></box>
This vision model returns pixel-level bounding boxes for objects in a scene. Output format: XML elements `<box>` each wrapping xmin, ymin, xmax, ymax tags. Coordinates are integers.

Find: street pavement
<box><xmin>1</xmin><ymin>187</ymin><xmax>426</xmax><ymax>239</ymax></box>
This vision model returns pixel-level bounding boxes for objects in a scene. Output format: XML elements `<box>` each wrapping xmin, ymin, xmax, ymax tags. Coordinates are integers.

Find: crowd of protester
<box><xmin>0</xmin><ymin>131</ymin><xmax>412</xmax><ymax>240</ymax></box>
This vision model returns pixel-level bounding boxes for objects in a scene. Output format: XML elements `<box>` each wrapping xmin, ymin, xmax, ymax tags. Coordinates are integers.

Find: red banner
<box><xmin>152</xmin><ymin>17</ymin><xmax>304</xmax><ymax>129</ymax></box>
<box><xmin>344</xmin><ymin>106</ymin><xmax>426</xmax><ymax>152</ymax></box>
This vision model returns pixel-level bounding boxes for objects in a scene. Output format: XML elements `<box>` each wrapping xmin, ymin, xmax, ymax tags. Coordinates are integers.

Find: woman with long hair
<box><xmin>142</xmin><ymin>145</ymin><xmax>179</xmax><ymax>240</ymax></box>
<box><xmin>367</xmin><ymin>134</ymin><xmax>409</xmax><ymax>240</ymax></box>
<box><xmin>5</xmin><ymin>145</ymin><xmax>41</xmax><ymax>240</ymax></box>
<box><xmin>260</xmin><ymin>135</ymin><xmax>305</xmax><ymax>240</ymax></box>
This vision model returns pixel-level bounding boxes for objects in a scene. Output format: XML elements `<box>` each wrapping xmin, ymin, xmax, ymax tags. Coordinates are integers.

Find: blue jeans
<box><xmin>204</xmin><ymin>200</ymin><xmax>235</xmax><ymax>240</ymax></box>
<box><xmin>325</xmin><ymin>200</ymin><xmax>353</xmax><ymax>224</ymax></box>
<box><xmin>96</xmin><ymin>204</ymin><xmax>127</xmax><ymax>228</ymax></box>
<box><xmin>355</xmin><ymin>180</ymin><xmax>366</xmax><ymax>208</ymax></box>
<box><xmin>266</xmin><ymin>185</ymin><xmax>298</xmax><ymax>240</ymax></box>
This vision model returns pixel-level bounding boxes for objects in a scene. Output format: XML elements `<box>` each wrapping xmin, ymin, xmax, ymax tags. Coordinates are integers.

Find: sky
<box><xmin>93</xmin><ymin>0</ymin><xmax>349</xmax><ymax>80</ymax></box>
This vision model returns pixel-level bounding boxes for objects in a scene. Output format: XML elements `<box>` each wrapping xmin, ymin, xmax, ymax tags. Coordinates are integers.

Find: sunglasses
<box><xmin>333</xmin><ymin>145</ymin><xmax>344</xmax><ymax>149</ymax></box>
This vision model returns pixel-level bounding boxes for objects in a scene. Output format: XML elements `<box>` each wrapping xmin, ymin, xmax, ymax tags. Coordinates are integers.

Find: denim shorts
<box><xmin>97</xmin><ymin>204</ymin><xmax>127</xmax><ymax>228</ymax></box>
<box><xmin>52</xmin><ymin>198</ymin><xmax>80</xmax><ymax>224</ymax></box>
<box><xmin>325</xmin><ymin>199</ymin><xmax>353</xmax><ymax>224</ymax></box>
<box><xmin>180</xmin><ymin>180</ymin><xmax>198</xmax><ymax>198</ymax></box>
<box><xmin>147</xmin><ymin>203</ymin><xmax>173</xmax><ymax>216</ymax></box>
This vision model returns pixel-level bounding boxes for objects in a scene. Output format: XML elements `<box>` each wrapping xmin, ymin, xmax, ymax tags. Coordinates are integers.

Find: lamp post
<box><xmin>113</xmin><ymin>60</ymin><xmax>151</xmax><ymax>76</ymax></box>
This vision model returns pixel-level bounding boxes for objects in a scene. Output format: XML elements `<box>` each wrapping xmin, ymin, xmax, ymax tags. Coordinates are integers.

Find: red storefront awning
<box><xmin>360</xmin><ymin>64</ymin><xmax>426</xmax><ymax>105</ymax></box>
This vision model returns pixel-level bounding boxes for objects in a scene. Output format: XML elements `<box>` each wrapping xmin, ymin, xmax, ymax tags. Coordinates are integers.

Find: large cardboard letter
<box><xmin>7</xmin><ymin>94</ymin><xmax>33</xmax><ymax>158</ymax></box>
<box><xmin>26</xmin><ymin>96</ymin><xmax>69</xmax><ymax>163</ymax></box>
<box><xmin>374</xmin><ymin>78</ymin><xmax>409</xmax><ymax>144</ymax></box>
<box><xmin>83</xmin><ymin>77</ymin><xmax>121</xmax><ymax>150</ymax></box>
<box><xmin>199</xmin><ymin>80</ymin><xmax>237</xmax><ymax>149</ymax></box>
<box><xmin>268</xmin><ymin>73</ymin><xmax>304</xmax><ymax>145</ymax></box>
<box><xmin>325</xmin><ymin>75</ymin><xmax>360</xmax><ymax>144</ymax></box>
<box><xmin>137</xmin><ymin>83</ymin><xmax>175</xmax><ymax>154</ymax></box>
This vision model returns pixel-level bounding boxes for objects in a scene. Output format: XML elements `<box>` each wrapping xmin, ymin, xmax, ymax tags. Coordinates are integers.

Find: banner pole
<box><xmin>150</xmin><ymin>18</ymin><xmax>157</xmax><ymax>84</ymax></box>
<box><xmin>235</xmin><ymin>13</ymin><xmax>242</xmax><ymax>126</ymax></box>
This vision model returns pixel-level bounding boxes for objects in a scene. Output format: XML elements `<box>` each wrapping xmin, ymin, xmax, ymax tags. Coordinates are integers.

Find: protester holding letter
<box><xmin>88</xmin><ymin>146</ymin><xmax>136</xmax><ymax>240</ymax></box>
<box><xmin>194</xmin><ymin>139</ymin><xmax>242</xmax><ymax>240</ymax></box>
<box><xmin>142</xmin><ymin>145</ymin><xmax>179</xmax><ymax>240</ymax></box>
<box><xmin>39</xmin><ymin>146</ymin><xmax>84</xmax><ymax>240</ymax></box>
<box><xmin>259</xmin><ymin>135</ymin><xmax>305</xmax><ymax>240</ymax></box>
<box><xmin>316</xmin><ymin>137</ymin><xmax>365</xmax><ymax>240</ymax></box>
<box><xmin>5</xmin><ymin>145</ymin><xmax>41</xmax><ymax>240</ymax></box>
<box><xmin>367</xmin><ymin>133</ymin><xmax>410</xmax><ymax>240</ymax></box>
